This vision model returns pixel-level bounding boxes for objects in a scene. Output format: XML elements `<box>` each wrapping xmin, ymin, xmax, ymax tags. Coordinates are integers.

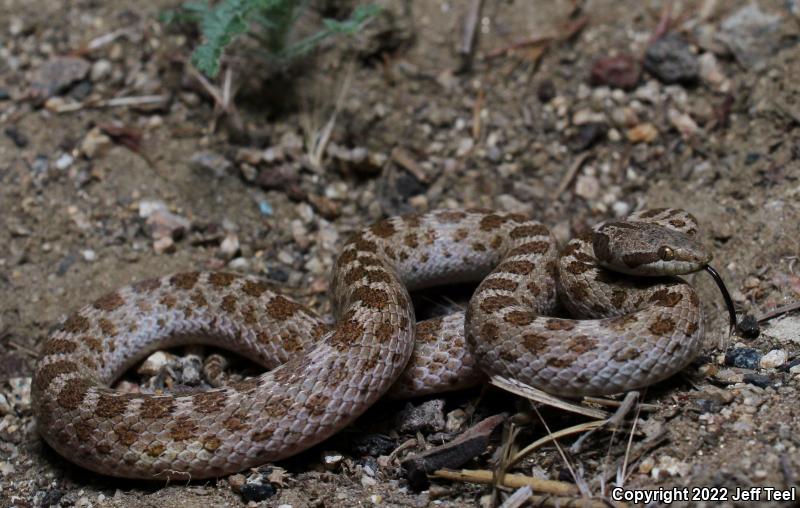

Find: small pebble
<box><xmin>4</xmin><ymin>126</ymin><xmax>28</xmax><ymax>148</ymax></box>
<box><xmin>190</xmin><ymin>151</ymin><xmax>232</xmax><ymax>178</ymax></box>
<box><xmin>80</xmin><ymin>127</ymin><xmax>112</xmax><ymax>158</ymax></box>
<box><xmin>8</xmin><ymin>377</ymin><xmax>32</xmax><ymax>413</ymax></box>
<box><xmin>81</xmin><ymin>250</ymin><xmax>96</xmax><ymax>262</ymax></box>
<box><xmin>228</xmin><ymin>474</ymin><xmax>246</xmax><ymax>492</ymax></box>
<box><xmin>537</xmin><ymin>79</ymin><xmax>556</xmax><ymax>102</ymax></box>
<box><xmin>743</xmin><ymin>373</ymin><xmax>772</xmax><ymax>388</ymax></box>
<box><xmin>575</xmin><ymin>174</ymin><xmax>600</xmax><ymax>200</ymax></box>
<box><xmin>146</xmin><ymin>209</ymin><xmax>190</xmax><ymax>241</ymax></box>
<box><xmin>736</xmin><ymin>314</ymin><xmax>760</xmax><ymax>339</ymax></box>
<box><xmin>30</xmin><ymin>56</ymin><xmax>91</xmax><ymax>99</ymax></box>
<box><xmin>643</xmin><ymin>34</ymin><xmax>699</xmax><ymax>85</ymax></box>
<box><xmin>445</xmin><ymin>409</ymin><xmax>467</xmax><ymax>433</ymax></box>
<box><xmin>137</xmin><ymin>351</ymin><xmax>176</xmax><ymax>376</ymax></box>
<box><xmin>571</xmin><ymin>122</ymin><xmax>607</xmax><ymax>151</ymax></box>
<box><xmin>397</xmin><ymin>399</ymin><xmax>445</xmax><ymax>434</ymax></box>
<box><xmin>258</xmin><ymin>200</ymin><xmax>273</xmax><ymax>216</ymax></box>
<box><xmin>667</xmin><ymin>108</ymin><xmax>698</xmax><ymax>138</ymax></box>
<box><xmin>348</xmin><ymin>434</ymin><xmax>396</xmax><ymax>457</ymax></box>
<box><xmin>138</xmin><ymin>200</ymin><xmax>167</xmax><ymax>219</ymax></box>
<box><xmin>239</xmin><ymin>483</ymin><xmax>276</xmax><ymax>502</ymax></box>
<box><xmin>322</xmin><ymin>452</ymin><xmax>344</xmax><ymax>471</ymax></box>
<box><xmin>725</xmin><ymin>347</ymin><xmax>761</xmax><ymax>370</ymax></box>
<box><xmin>759</xmin><ymin>349</ymin><xmax>787</xmax><ymax>369</ymax></box>
<box><xmin>90</xmin><ymin>59</ymin><xmax>112</xmax><ymax>82</ymax></box>
<box><xmin>589</xmin><ymin>54</ymin><xmax>641</xmax><ymax>90</ymax></box>
<box><xmin>0</xmin><ymin>393</ymin><xmax>11</xmax><ymax>415</ymax></box>
<box><xmin>219</xmin><ymin>234</ymin><xmax>240</xmax><ymax>260</ymax></box>
<box><xmin>626</xmin><ymin>123</ymin><xmax>659</xmax><ymax>143</ymax></box>
<box><xmin>55</xmin><ymin>154</ymin><xmax>74</xmax><ymax>170</ymax></box>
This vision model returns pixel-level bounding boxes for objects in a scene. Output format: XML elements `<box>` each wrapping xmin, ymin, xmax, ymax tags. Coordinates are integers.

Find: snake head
<box><xmin>592</xmin><ymin>221</ymin><xmax>712</xmax><ymax>276</ymax></box>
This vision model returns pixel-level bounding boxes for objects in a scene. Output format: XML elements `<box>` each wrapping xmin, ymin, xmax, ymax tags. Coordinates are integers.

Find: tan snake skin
<box><xmin>33</xmin><ymin>208</ymin><xmax>708</xmax><ymax>479</ymax></box>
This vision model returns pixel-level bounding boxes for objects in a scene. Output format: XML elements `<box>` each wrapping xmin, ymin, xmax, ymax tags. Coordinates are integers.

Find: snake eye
<box><xmin>658</xmin><ymin>246</ymin><xmax>675</xmax><ymax>261</ymax></box>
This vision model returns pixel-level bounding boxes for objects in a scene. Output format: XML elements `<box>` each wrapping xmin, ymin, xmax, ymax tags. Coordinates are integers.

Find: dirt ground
<box><xmin>1</xmin><ymin>0</ymin><xmax>800</xmax><ymax>506</ymax></box>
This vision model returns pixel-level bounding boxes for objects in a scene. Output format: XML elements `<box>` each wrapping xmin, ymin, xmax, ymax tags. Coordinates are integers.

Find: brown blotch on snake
<box><xmin>479</xmin><ymin>295</ymin><xmax>517</xmax><ymax>314</ymax></box>
<box><xmin>140</xmin><ymin>398</ymin><xmax>176</xmax><ymax>419</ymax></box>
<box><xmin>370</xmin><ymin>220</ymin><xmax>397</xmax><ymax>238</ymax></box>
<box><xmin>133</xmin><ymin>277</ymin><xmax>162</xmax><ymax>293</ymax></box>
<box><xmin>648</xmin><ymin>316</ymin><xmax>676</xmax><ymax>335</ymax></box>
<box><xmin>545</xmin><ymin>319</ymin><xmax>576</xmax><ymax>331</ymax></box>
<box><xmin>159</xmin><ymin>294</ymin><xmax>177</xmax><ymax>309</ymax></box>
<box><xmin>352</xmin><ymin>286</ymin><xmax>390</xmax><ymax>309</ymax></box>
<box><xmin>170</xmin><ymin>272</ymin><xmax>199</xmax><ymax>290</ymax></box>
<box><xmin>504</xmin><ymin>311</ymin><xmax>535</xmax><ymax>326</ymax></box>
<box><xmin>57</xmin><ymin>378</ymin><xmax>93</xmax><ymax>410</ymax></box>
<box><xmin>209</xmin><ymin>272</ymin><xmax>237</xmax><ymax>287</ymax></box>
<box><xmin>62</xmin><ymin>314</ymin><xmax>90</xmax><ymax>334</ymax></box>
<box><xmin>481</xmin><ymin>278</ymin><xmax>519</xmax><ymax>293</ymax></box>
<box><xmin>266</xmin><ymin>296</ymin><xmax>303</xmax><ymax>320</ymax></box>
<box><xmin>44</xmin><ymin>339</ymin><xmax>77</xmax><ymax>355</ymax></box>
<box><xmin>193</xmin><ymin>391</ymin><xmax>228</xmax><ymax>413</ymax></box>
<box><xmin>242</xmin><ymin>279</ymin><xmax>270</xmax><ymax>297</ymax></box>
<box><xmin>94</xmin><ymin>393</ymin><xmax>131</xmax><ymax>418</ymax></box>
<box><xmin>499</xmin><ymin>260</ymin><xmax>535</xmax><ymax>275</ymax></box>
<box><xmin>649</xmin><ymin>289</ymin><xmax>683</xmax><ymax>307</ymax></box>
<box><xmin>93</xmin><ymin>292</ymin><xmax>124</xmax><ymax>311</ymax></box>
<box><xmin>221</xmin><ymin>295</ymin><xmax>238</xmax><ymax>313</ymax></box>
<box><xmin>169</xmin><ymin>417</ymin><xmax>198</xmax><ymax>441</ymax></box>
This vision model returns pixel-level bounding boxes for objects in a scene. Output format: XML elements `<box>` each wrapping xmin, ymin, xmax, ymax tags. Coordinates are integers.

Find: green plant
<box><xmin>162</xmin><ymin>0</ymin><xmax>381</xmax><ymax>77</ymax></box>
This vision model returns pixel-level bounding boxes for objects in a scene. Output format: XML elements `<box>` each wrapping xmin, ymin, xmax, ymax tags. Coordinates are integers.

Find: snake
<box><xmin>32</xmin><ymin>207</ymin><xmax>713</xmax><ymax>480</ymax></box>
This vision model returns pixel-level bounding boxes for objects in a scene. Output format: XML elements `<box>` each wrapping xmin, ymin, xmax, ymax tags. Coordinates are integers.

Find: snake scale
<box><xmin>33</xmin><ymin>208</ymin><xmax>710</xmax><ymax>479</ymax></box>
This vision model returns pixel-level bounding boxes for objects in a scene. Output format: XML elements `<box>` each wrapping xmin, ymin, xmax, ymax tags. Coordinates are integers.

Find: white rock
<box><xmin>153</xmin><ymin>236</ymin><xmax>175</xmax><ymax>254</ymax></box>
<box><xmin>291</xmin><ymin>220</ymin><xmax>310</xmax><ymax>249</ymax></box>
<box><xmin>138</xmin><ymin>351</ymin><xmax>175</xmax><ymax>376</ymax></box>
<box><xmin>219</xmin><ymin>234</ymin><xmax>240</xmax><ymax>259</ymax></box>
<box><xmin>0</xmin><ymin>394</ymin><xmax>11</xmax><ymax>415</ymax></box>
<box><xmin>572</xmin><ymin>109</ymin><xmax>606</xmax><ymax>126</ymax></box>
<box><xmin>322</xmin><ymin>452</ymin><xmax>344</xmax><ymax>471</ymax></box>
<box><xmin>698</xmin><ymin>52</ymin><xmax>729</xmax><ymax>92</ymax></box>
<box><xmin>0</xmin><ymin>461</ymin><xmax>15</xmax><ymax>476</ymax></box>
<box><xmin>90</xmin><ymin>59</ymin><xmax>112</xmax><ymax>81</ymax></box>
<box><xmin>667</xmin><ymin>108</ymin><xmax>699</xmax><ymax>138</ymax></box>
<box><xmin>55</xmin><ymin>153</ymin><xmax>74</xmax><ymax>170</ymax></box>
<box><xmin>760</xmin><ymin>349</ymin><xmax>787</xmax><ymax>369</ymax></box>
<box><xmin>575</xmin><ymin>174</ymin><xmax>600</xmax><ymax>200</ymax></box>
<box><xmin>8</xmin><ymin>377</ymin><xmax>31</xmax><ymax>413</ymax></box>
<box><xmin>612</xmin><ymin>201</ymin><xmax>631</xmax><ymax>217</ymax></box>
<box><xmin>445</xmin><ymin>409</ymin><xmax>467</xmax><ymax>433</ymax></box>
<box><xmin>634</xmin><ymin>80</ymin><xmax>661</xmax><ymax>104</ymax></box>
<box><xmin>81</xmin><ymin>249</ymin><xmax>97</xmax><ymax>262</ymax></box>
<box><xmin>227</xmin><ymin>257</ymin><xmax>249</xmax><ymax>270</ymax></box>
<box><xmin>80</xmin><ymin>127</ymin><xmax>112</xmax><ymax>158</ymax></box>
<box><xmin>496</xmin><ymin>194</ymin><xmax>533</xmax><ymax>215</ymax></box>
<box><xmin>138</xmin><ymin>199</ymin><xmax>168</xmax><ymax>219</ymax></box>
<box><xmin>456</xmin><ymin>137</ymin><xmax>474</xmax><ymax>157</ymax></box>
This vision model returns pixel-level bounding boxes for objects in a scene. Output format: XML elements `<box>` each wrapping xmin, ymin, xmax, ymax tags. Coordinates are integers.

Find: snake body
<box><xmin>32</xmin><ymin>208</ymin><xmax>708</xmax><ymax>479</ymax></box>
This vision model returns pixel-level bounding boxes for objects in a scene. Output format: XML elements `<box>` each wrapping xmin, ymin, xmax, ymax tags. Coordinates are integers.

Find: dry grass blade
<box><xmin>302</xmin><ymin>61</ymin><xmax>354</xmax><ymax>172</ymax></box>
<box><xmin>498</xmin><ymin>485</ymin><xmax>532</xmax><ymax>508</ymax></box>
<box><xmin>509</xmin><ymin>420</ymin><xmax>606</xmax><ymax>469</ymax></box>
<box><xmin>553</xmin><ymin>152</ymin><xmax>592</xmax><ymax>203</ymax></box>
<box><xmin>432</xmin><ymin>469</ymin><xmax>579</xmax><ymax>496</ymax></box>
<box><xmin>583</xmin><ymin>396</ymin><xmax>658</xmax><ymax>412</ymax></box>
<box><xmin>490</xmin><ymin>375</ymin><xmax>609</xmax><ymax>420</ymax></box>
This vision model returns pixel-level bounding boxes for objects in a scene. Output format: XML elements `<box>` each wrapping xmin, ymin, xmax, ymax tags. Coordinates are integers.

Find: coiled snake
<box><xmin>33</xmin><ymin>208</ymin><xmax>716</xmax><ymax>479</ymax></box>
